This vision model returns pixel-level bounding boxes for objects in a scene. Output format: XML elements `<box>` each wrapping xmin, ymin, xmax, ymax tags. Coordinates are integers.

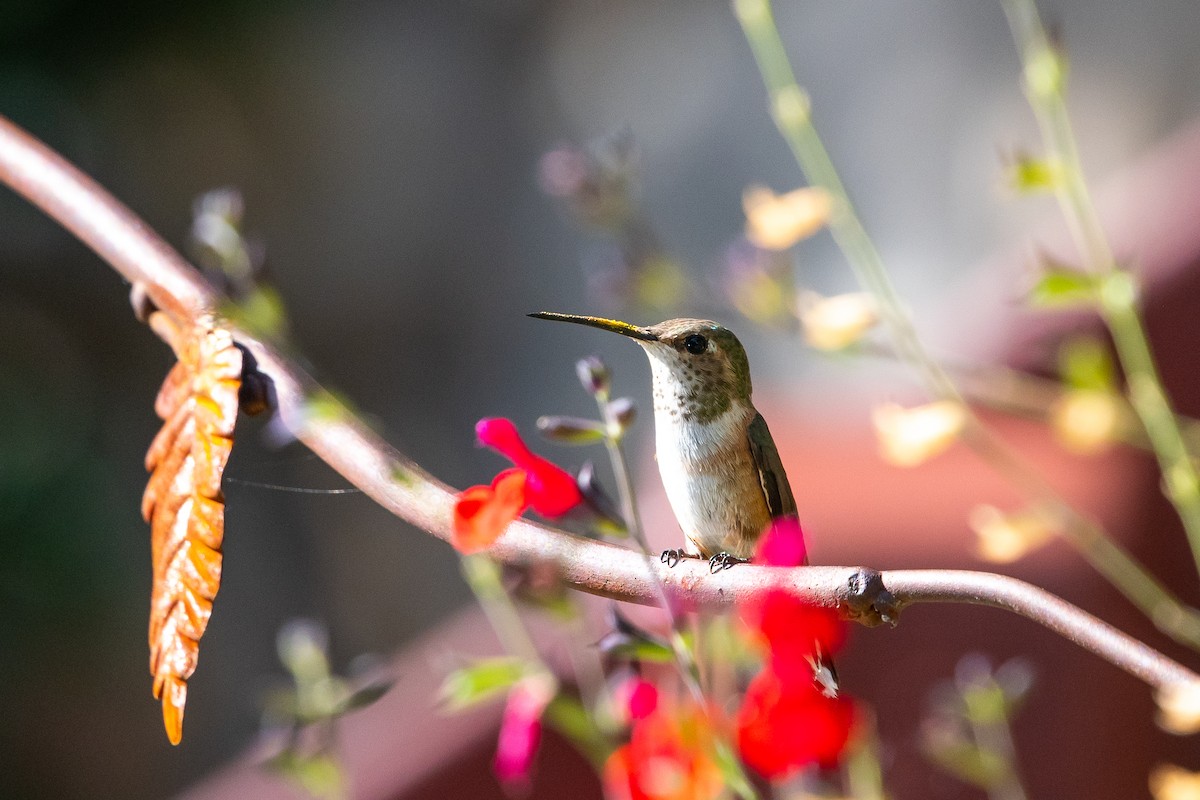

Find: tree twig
<box><xmin>0</xmin><ymin>113</ymin><xmax>1196</xmax><ymax>695</ymax></box>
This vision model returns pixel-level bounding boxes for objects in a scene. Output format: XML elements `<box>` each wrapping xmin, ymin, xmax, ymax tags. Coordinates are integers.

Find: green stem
<box><xmin>1001</xmin><ymin>0</ymin><xmax>1200</xmax><ymax>582</ymax></box>
<box><xmin>461</xmin><ymin>555</ymin><xmax>543</xmax><ymax>665</ymax></box>
<box><xmin>733</xmin><ymin>0</ymin><xmax>1200</xmax><ymax>651</ymax></box>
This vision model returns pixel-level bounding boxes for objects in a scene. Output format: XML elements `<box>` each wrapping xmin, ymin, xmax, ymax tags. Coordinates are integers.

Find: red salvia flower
<box><xmin>451</xmin><ymin>418</ymin><xmax>583</xmax><ymax>554</ymax></box>
<box><xmin>452</xmin><ymin>469</ymin><xmax>528</xmax><ymax>554</ymax></box>
<box><xmin>476</xmin><ymin>417</ymin><xmax>583</xmax><ymax>517</ymax></box>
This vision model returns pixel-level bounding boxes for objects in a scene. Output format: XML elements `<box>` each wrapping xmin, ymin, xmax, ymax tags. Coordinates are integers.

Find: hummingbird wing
<box><xmin>749</xmin><ymin>413</ymin><xmax>838</xmax><ymax>693</ymax></box>
<box><xmin>747</xmin><ymin>412</ymin><xmax>797</xmax><ymax>519</ymax></box>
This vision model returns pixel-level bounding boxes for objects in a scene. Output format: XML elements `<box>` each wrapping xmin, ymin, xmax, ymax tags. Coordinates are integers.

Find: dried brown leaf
<box><xmin>142</xmin><ymin>312</ymin><xmax>242</xmax><ymax>745</ymax></box>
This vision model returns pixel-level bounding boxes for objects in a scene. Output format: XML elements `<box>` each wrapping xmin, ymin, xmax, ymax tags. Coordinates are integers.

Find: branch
<box><xmin>0</xmin><ymin>113</ymin><xmax>1196</xmax><ymax>695</ymax></box>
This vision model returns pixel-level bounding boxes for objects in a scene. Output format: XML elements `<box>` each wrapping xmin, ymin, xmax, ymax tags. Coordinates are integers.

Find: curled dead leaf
<box><xmin>143</xmin><ymin>312</ymin><xmax>242</xmax><ymax>744</ymax></box>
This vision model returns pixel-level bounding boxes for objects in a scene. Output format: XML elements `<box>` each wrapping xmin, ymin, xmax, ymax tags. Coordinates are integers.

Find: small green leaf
<box><xmin>269</xmin><ymin>750</ymin><xmax>346</xmax><ymax>800</ymax></box>
<box><xmin>713</xmin><ymin>739</ymin><xmax>759</xmax><ymax>800</ymax></box>
<box><xmin>338</xmin><ymin>681</ymin><xmax>394</xmax><ymax>713</ymax></box>
<box><xmin>1029</xmin><ymin>267</ymin><xmax>1098</xmax><ymax>308</ymax></box>
<box><xmin>1007</xmin><ymin>153</ymin><xmax>1064</xmax><ymax>194</ymax></box>
<box><xmin>603</xmin><ymin>639</ymin><xmax>677</xmax><ymax>663</ymax></box>
<box><xmin>1058</xmin><ymin>336</ymin><xmax>1115</xmax><ymax>392</ymax></box>
<box><xmin>438</xmin><ymin>657</ymin><xmax>528</xmax><ymax>712</ymax></box>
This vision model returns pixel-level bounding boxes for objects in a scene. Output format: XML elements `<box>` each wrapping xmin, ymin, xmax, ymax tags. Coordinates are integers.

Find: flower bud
<box><xmin>607</xmin><ymin>397</ymin><xmax>637</xmax><ymax>437</ymax></box>
<box><xmin>797</xmin><ymin>291</ymin><xmax>878</xmax><ymax>351</ymax></box>
<box><xmin>1051</xmin><ymin>389</ymin><xmax>1119</xmax><ymax>454</ymax></box>
<box><xmin>969</xmin><ymin>504</ymin><xmax>1056</xmax><ymax>564</ymax></box>
<box><xmin>577</xmin><ymin>356</ymin><xmax>611</xmax><ymax>398</ymax></box>
<box><xmin>871</xmin><ymin>400</ymin><xmax>966</xmax><ymax>467</ymax></box>
<box><xmin>1156</xmin><ymin>682</ymin><xmax>1200</xmax><ymax>735</ymax></box>
<box><xmin>536</xmin><ymin>416</ymin><xmax>606</xmax><ymax>445</ymax></box>
<box><xmin>743</xmin><ymin>185</ymin><xmax>832</xmax><ymax>251</ymax></box>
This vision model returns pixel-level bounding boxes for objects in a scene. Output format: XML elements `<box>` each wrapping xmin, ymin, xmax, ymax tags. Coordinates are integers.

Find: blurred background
<box><xmin>4</xmin><ymin>1</ymin><xmax>1200</xmax><ymax>798</ymax></box>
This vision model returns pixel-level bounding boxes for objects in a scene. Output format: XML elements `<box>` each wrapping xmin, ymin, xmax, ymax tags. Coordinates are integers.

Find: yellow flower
<box><xmin>743</xmin><ymin>185</ymin><xmax>832</xmax><ymax>251</ymax></box>
<box><xmin>871</xmin><ymin>401</ymin><xmax>966</xmax><ymax>467</ymax></box>
<box><xmin>797</xmin><ymin>291</ymin><xmax>879</xmax><ymax>351</ymax></box>
<box><xmin>969</xmin><ymin>504</ymin><xmax>1057</xmax><ymax>564</ymax></box>
<box><xmin>1150</xmin><ymin>764</ymin><xmax>1200</xmax><ymax>800</ymax></box>
<box><xmin>1052</xmin><ymin>389</ymin><xmax>1120</xmax><ymax>454</ymax></box>
<box><xmin>1156</xmin><ymin>682</ymin><xmax>1200</xmax><ymax>735</ymax></box>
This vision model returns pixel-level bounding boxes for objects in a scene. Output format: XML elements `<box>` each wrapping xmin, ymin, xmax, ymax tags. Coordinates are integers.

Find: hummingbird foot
<box><xmin>708</xmin><ymin>552</ymin><xmax>749</xmax><ymax>573</ymax></box>
<box><xmin>660</xmin><ymin>549</ymin><xmax>701</xmax><ymax>568</ymax></box>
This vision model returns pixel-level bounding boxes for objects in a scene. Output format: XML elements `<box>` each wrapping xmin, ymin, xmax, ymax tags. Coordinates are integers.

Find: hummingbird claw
<box><xmin>708</xmin><ymin>552</ymin><xmax>748</xmax><ymax>573</ymax></box>
<box><xmin>660</xmin><ymin>549</ymin><xmax>686</xmax><ymax>568</ymax></box>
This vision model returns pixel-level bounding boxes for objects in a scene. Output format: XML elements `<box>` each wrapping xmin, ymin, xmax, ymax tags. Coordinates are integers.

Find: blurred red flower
<box><xmin>735</xmin><ymin>667</ymin><xmax>855</xmax><ymax>776</ymax></box>
<box><xmin>735</xmin><ymin>516</ymin><xmax>857</xmax><ymax>778</ymax></box>
<box><xmin>603</xmin><ymin>701</ymin><xmax>723</xmax><ymax>800</ymax></box>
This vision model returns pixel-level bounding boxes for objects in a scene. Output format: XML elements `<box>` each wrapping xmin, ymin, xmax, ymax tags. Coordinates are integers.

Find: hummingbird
<box><xmin>529</xmin><ymin>312</ymin><xmax>798</xmax><ymax>572</ymax></box>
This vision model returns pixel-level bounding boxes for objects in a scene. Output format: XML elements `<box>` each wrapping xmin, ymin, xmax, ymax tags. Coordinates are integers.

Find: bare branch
<box><xmin>0</xmin><ymin>112</ymin><xmax>1196</xmax><ymax>695</ymax></box>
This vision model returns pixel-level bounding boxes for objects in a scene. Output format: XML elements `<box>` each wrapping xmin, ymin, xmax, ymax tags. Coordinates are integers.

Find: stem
<box><xmin>461</xmin><ymin>555</ymin><xmax>542</xmax><ymax>665</ymax></box>
<box><xmin>732</xmin><ymin>0</ymin><xmax>1200</xmax><ymax>651</ymax></box>
<box><xmin>1000</xmin><ymin>0</ymin><xmax>1200</xmax><ymax>580</ymax></box>
<box><xmin>0</xmin><ymin>115</ymin><xmax>1195</xmax><ymax>695</ymax></box>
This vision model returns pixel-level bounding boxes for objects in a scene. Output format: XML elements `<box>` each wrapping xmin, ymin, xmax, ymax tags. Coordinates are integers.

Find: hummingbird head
<box><xmin>529</xmin><ymin>312</ymin><xmax>752</xmax><ymax>422</ymax></box>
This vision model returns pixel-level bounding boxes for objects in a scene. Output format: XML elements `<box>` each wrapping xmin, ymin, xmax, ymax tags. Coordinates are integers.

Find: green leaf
<box><xmin>713</xmin><ymin>739</ymin><xmax>759</xmax><ymax>800</ymax></box>
<box><xmin>1058</xmin><ymin>336</ymin><xmax>1115</xmax><ymax>392</ymax></box>
<box><xmin>1007</xmin><ymin>153</ymin><xmax>1064</xmax><ymax>194</ymax></box>
<box><xmin>1029</xmin><ymin>267</ymin><xmax>1097</xmax><ymax>308</ymax></box>
<box><xmin>603</xmin><ymin>639</ymin><xmax>677</xmax><ymax>663</ymax></box>
<box><xmin>438</xmin><ymin>657</ymin><xmax>529</xmax><ymax>712</ymax></box>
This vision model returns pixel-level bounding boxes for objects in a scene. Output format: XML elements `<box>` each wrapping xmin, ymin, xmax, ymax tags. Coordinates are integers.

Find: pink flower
<box><xmin>493</xmin><ymin>674</ymin><xmax>555</xmax><ymax>792</ymax></box>
<box><xmin>753</xmin><ymin>516</ymin><xmax>807</xmax><ymax>567</ymax></box>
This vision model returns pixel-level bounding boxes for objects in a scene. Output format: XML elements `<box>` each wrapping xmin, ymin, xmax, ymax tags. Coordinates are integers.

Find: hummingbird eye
<box><xmin>683</xmin><ymin>334</ymin><xmax>709</xmax><ymax>355</ymax></box>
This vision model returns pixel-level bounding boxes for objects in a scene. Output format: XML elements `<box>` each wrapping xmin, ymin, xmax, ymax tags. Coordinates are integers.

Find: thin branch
<box><xmin>0</xmin><ymin>113</ymin><xmax>1196</xmax><ymax>695</ymax></box>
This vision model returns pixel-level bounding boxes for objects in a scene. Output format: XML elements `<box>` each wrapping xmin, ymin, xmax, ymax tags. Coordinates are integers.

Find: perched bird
<box><xmin>529</xmin><ymin>313</ymin><xmax>797</xmax><ymax>571</ymax></box>
<box><xmin>531</xmin><ymin>312</ymin><xmax>839</xmax><ymax>696</ymax></box>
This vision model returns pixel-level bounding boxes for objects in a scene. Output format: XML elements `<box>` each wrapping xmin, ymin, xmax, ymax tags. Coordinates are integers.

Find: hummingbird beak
<box><xmin>528</xmin><ymin>312</ymin><xmax>658</xmax><ymax>342</ymax></box>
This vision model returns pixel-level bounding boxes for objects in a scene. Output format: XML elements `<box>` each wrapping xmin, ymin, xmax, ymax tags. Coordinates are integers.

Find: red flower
<box><xmin>750</xmin><ymin>592</ymin><xmax>846</xmax><ymax>683</ymax></box>
<box><xmin>493</xmin><ymin>674</ymin><xmax>555</xmax><ymax>792</ymax></box>
<box><xmin>477</xmin><ymin>418</ymin><xmax>583</xmax><ymax>516</ymax></box>
<box><xmin>451</xmin><ymin>419</ymin><xmax>583</xmax><ymax>554</ymax></box>
<box><xmin>603</xmin><ymin>702</ymin><xmax>723</xmax><ymax>800</ymax></box>
<box><xmin>753</xmin><ymin>515</ymin><xmax>807</xmax><ymax>567</ymax></box>
<box><xmin>734</xmin><ymin>516</ymin><xmax>856</xmax><ymax>777</ymax></box>
<box><xmin>452</xmin><ymin>469</ymin><xmax>528</xmax><ymax>554</ymax></box>
<box><xmin>735</xmin><ymin>667</ymin><xmax>854</xmax><ymax>777</ymax></box>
